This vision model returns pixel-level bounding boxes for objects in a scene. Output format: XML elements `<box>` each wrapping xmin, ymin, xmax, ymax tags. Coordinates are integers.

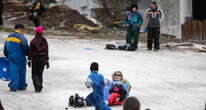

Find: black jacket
<box><xmin>109</xmin><ymin>84</ymin><xmax>127</xmax><ymax>101</ymax></box>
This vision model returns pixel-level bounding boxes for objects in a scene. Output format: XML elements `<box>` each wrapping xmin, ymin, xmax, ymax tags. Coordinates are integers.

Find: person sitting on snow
<box><xmin>85</xmin><ymin>62</ymin><xmax>111</xmax><ymax>110</ymax></box>
<box><xmin>106</xmin><ymin>71</ymin><xmax>131</xmax><ymax>106</ymax></box>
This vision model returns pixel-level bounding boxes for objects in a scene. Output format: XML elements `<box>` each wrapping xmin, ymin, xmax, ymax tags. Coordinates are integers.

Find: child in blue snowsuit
<box><xmin>85</xmin><ymin>62</ymin><xmax>111</xmax><ymax>110</ymax></box>
<box><xmin>3</xmin><ymin>23</ymin><xmax>29</xmax><ymax>92</ymax></box>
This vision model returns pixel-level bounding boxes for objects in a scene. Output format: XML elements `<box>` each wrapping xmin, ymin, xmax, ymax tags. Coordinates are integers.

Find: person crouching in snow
<box><xmin>107</xmin><ymin>71</ymin><xmax>130</xmax><ymax>106</ymax></box>
<box><xmin>28</xmin><ymin>26</ymin><xmax>49</xmax><ymax>93</ymax></box>
<box><xmin>85</xmin><ymin>62</ymin><xmax>111</xmax><ymax>110</ymax></box>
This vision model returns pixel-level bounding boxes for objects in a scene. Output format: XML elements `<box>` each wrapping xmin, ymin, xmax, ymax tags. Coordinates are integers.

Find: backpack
<box><xmin>118</xmin><ymin>44</ymin><xmax>137</xmax><ymax>51</ymax></box>
<box><xmin>106</xmin><ymin>43</ymin><xmax>117</xmax><ymax>50</ymax></box>
<box><xmin>0</xmin><ymin>57</ymin><xmax>10</xmax><ymax>81</ymax></box>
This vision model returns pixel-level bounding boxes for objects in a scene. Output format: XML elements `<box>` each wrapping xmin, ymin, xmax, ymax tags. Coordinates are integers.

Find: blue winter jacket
<box><xmin>4</xmin><ymin>30</ymin><xmax>29</xmax><ymax>57</ymax></box>
<box><xmin>4</xmin><ymin>30</ymin><xmax>29</xmax><ymax>66</ymax></box>
<box><xmin>124</xmin><ymin>12</ymin><xmax>143</xmax><ymax>31</ymax></box>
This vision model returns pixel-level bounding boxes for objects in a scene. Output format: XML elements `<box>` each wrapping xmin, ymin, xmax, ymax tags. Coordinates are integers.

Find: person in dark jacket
<box><xmin>4</xmin><ymin>24</ymin><xmax>29</xmax><ymax>92</ymax></box>
<box><xmin>145</xmin><ymin>2</ymin><xmax>164</xmax><ymax>51</ymax></box>
<box><xmin>124</xmin><ymin>4</ymin><xmax>143</xmax><ymax>50</ymax></box>
<box><xmin>28</xmin><ymin>26</ymin><xmax>49</xmax><ymax>93</ymax></box>
<box><xmin>0</xmin><ymin>0</ymin><xmax>3</xmax><ymax>25</ymax></box>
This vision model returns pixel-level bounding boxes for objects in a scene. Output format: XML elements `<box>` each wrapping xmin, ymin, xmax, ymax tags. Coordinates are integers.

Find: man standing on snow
<box><xmin>145</xmin><ymin>2</ymin><xmax>164</xmax><ymax>51</ymax></box>
<box><xmin>0</xmin><ymin>0</ymin><xmax>3</xmax><ymax>25</ymax></box>
<box><xmin>4</xmin><ymin>23</ymin><xmax>29</xmax><ymax>92</ymax></box>
<box><xmin>124</xmin><ymin>4</ymin><xmax>143</xmax><ymax>50</ymax></box>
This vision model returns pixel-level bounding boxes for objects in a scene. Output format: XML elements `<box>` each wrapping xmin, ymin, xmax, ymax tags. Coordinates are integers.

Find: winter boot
<box><xmin>85</xmin><ymin>98</ymin><xmax>92</xmax><ymax>106</ymax></box>
<box><xmin>69</xmin><ymin>95</ymin><xmax>74</xmax><ymax>106</ymax></box>
<box><xmin>74</xmin><ymin>94</ymin><xmax>85</xmax><ymax>107</ymax></box>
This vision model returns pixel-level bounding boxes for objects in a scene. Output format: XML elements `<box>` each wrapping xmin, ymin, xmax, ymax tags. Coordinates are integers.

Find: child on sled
<box><xmin>105</xmin><ymin>71</ymin><xmax>131</xmax><ymax>106</ymax></box>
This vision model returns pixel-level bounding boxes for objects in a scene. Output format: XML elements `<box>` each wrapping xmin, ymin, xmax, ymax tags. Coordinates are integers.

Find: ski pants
<box><xmin>147</xmin><ymin>27</ymin><xmax>160</xmax><ymax>50</ymax></box>
<box><xmin>31</xmin><ymin>56</ymin><xmax>45</xmax><ymax>91</ymax></box>
<box><xmin>87</xmin><ymin>92</ymin><xmax>111</xmax><ymax>110</ymax></box>
<box><xmin>8</xmin><ymin>58</ymin><xmax>27</xmax><ymax>91</ymax></box>
<box><xmin>126</xmin><ymin>28</ymin><xmax>140</xmax><ymax>48</ymax></box>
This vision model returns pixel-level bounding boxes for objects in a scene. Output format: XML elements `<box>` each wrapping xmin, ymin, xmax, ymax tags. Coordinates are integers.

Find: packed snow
<box><xmin>0</xmin><ymin>32</ymin><xmax>206</xmax><ymax>110</ymax></box>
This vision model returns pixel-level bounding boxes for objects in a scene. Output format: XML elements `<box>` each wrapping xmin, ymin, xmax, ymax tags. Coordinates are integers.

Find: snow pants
<box><xmin>8</xmin><ymin>58</ymin><xmax>27</xmax><ymax>91</ymax></box>
<box><xmin>126</xmin><ymin>28</ymin><xmax>140</xmax><ymax>48</ymax></box>
<box><xmin>32</xmin><ymin>56</ymin><xmax>46</xmax><ymax>92</ymax></box>
<box><xmin>108</xmin><ymin>93</ymin><xmax>123</xmax><ymax>106</ymax></box>
<box><xmin>87</xmin><ymin>92</ymin><xmax>111</xmax><ymax>110</ymax></box>
<box><xmin>147</xmin><ymin>27</ymin><xmax>160</xmax><ymax>50</ymax></box>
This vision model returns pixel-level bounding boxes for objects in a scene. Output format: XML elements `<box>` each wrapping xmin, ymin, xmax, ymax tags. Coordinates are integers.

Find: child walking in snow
<box><xmin>106</xmin><ymin>71</ymin><xmax>131</xmax><ymax>106</ymax></box>
<box><xmin>85</xmin><ymin>62</ymin><xmax>111</xmax><ymax>110</ymax></box>
<box><xmin>28</xmin><ymin>26</ymin><xmax>49</xmax><ymax>93</ymax></box>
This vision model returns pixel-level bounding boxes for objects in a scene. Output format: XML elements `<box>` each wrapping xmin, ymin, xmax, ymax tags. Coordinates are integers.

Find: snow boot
<box><xmin>69</xmin><ymin>95</ymin><xmax>74</xmax><ymax>106</ymax></box>
<box><xmin>85</xmin><ymin>98</ymin><xmax>92</xmax><ymax>106</ymax></box>
<box><xmin>74</xmin><ymin>94</ymin><xmax>85</xmax><ymax>107</ymax></box>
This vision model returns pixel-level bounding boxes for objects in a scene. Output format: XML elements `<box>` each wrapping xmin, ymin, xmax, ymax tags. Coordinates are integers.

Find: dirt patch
<box><xmin>10</xmin><ymin>5</ymin><xmax>97</xmax><ymax>32</ymax></box>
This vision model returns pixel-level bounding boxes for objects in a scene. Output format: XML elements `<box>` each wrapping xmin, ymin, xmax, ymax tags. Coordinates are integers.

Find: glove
<box><xmin>28</xmin><ymin>60</ymin><xmax>31</xmax><ymax>68</ymax></box>
<box><xmin>85</xmin><ymin>78</ymin><xmax>93</xmax><ymax>88</ymax></box>
<box><xmin>45</xmin><ymin>61</ymin><xmax>50</xmax><ymax>69</ymax></box>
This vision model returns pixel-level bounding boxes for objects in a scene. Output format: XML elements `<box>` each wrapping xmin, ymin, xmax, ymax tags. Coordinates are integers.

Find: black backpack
<box><xmin>118</xmin><ymin>44</ymin><xmax>137</xmax><ymax>51</ymax></box>
<box><xmin>106</xmin><ymin>43</ymin><xmax>117</xmax><ymax>50</ymax></box>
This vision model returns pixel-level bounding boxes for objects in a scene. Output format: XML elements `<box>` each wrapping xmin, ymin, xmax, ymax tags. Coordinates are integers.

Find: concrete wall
<box><xmin>159</xmin><ymin>0</ymin><xmax>181</xmax><ymax>38</ymax></box>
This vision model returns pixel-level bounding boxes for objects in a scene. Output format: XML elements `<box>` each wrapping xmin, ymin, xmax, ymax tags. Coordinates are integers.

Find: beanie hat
<box><xmin>15</xmin><ymin>23</ymin><xmax>24</xmax><ymax>29</ymax></box>
<box><xmin>36</xmin><ymin>26</ymin><xmax>43</xmax><ymax>35</ymax></box>
<box><xmin>90</xmin><ymin>62</ymin><xmax>99</xmax><ymax>71</ymax></box>
<box><xmin>130</xmin><ymin>4</ymin><xmax>138</xmax><ymax>12</ymax></box>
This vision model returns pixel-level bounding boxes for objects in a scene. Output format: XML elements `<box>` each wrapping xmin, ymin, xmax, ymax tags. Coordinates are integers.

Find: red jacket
<box><xmin>29</xmin><ymin>36</ymin><xmax>49</xmax><ymax>60</ymax></box>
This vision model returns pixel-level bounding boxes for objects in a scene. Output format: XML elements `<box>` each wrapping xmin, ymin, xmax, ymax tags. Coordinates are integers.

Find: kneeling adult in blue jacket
<box><xmin>4</xmin><ymin>23</ymin><xmax>29</xmax><ymax>92</ymax></box>
<box><xmin>85</xmin><ymin>62</ymin><xmax>111</xmax><ymax>110</ymax></box>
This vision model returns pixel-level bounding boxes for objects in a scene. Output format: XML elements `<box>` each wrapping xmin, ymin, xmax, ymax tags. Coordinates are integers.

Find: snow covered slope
<box><xmin>0</xmin><ymin>33</ymin><xmax>206</xmax><ymax>110</ymax></box>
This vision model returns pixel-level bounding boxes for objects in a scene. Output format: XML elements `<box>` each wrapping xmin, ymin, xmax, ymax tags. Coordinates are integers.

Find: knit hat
<box><xmin>36</xmin><ymin>26</ymin><xmax>43</xmax><ymax>35</ymax></box>
<box><xmin>90</xmin><ymin>62</ymin><xmax>99</xmax><ymax>71</ymax></box>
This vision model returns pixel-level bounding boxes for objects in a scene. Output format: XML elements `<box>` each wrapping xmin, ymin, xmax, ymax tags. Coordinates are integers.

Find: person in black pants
<box><xmin>0</xmin><ymin>0</ymin><xmax>3</xmax><ymax>25</ymax></box>
<box><xmin>28</xmin><ymin>26</ymin><xmax>49</xmax><ymax>93</ymax></box>
<box><xmin>145</xmin><ymin>2</ymin><xmax>164</xmax><ymax>51</ymax></box>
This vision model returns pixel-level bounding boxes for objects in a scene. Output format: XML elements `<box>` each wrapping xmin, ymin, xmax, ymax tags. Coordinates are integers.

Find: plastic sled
<box><xmin>0</xmin><ymin>57</ymin><xmax>10</xmax><ymax>81</ymax></box>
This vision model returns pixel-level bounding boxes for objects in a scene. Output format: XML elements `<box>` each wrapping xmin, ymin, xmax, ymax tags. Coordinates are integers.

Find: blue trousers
<box><xmin>8</xmin><ymin>60</ymin><xmax>26</xmax><ymax>91</ymax></box>
<box><xmin>87</xmin><ymin>92</ymin><xmax>111</xmax><ymax>110</ymax></box>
